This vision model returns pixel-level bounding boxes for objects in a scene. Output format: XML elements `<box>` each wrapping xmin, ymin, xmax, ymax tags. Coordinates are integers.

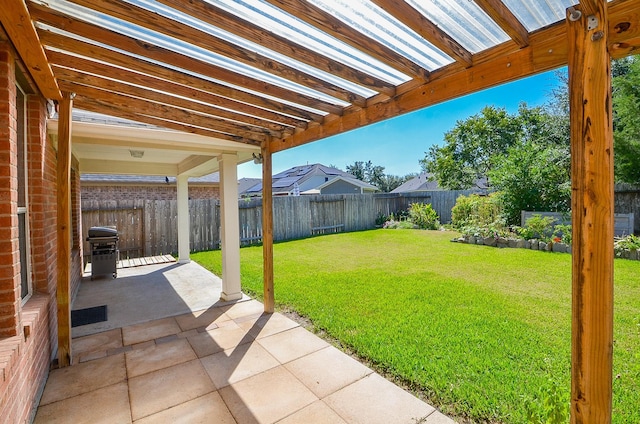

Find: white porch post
<box><xmin>218</xmin><ymin>153</ymin><xmax>242</xmax><ymax>301</ymax></box>
<box><xmin>177</xmin><ymin>174</ymin><xmax>190</xmax><ymax>263</ymax></box>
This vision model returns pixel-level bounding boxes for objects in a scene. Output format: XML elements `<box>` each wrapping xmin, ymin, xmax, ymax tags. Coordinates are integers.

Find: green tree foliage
<box><xmin>613</xmin><ymin>56</ymin><xmax>640</xmax><ymax>183</ymax></box>
<box><xmin>420</xmin><ymin>106</ymin><xmax>520</xmax><ymax>189</ymax></box>
<box><xmin>346</xmin><ymin>160</ymin><xmax>414</xmax><ymax>192</ymax></box>
<box><xmin>422</xmin><ymin>103</ymin><xmax>571</xmax><ymax>225</ymax></box>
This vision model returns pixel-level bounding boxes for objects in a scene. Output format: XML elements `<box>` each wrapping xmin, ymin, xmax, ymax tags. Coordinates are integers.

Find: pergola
<box><xmin>2</xmin><ymin>0</ymin><xmax>638</xmax><ymax>421</ymax></box>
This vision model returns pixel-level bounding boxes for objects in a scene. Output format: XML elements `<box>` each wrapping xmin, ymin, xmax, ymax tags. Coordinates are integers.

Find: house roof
<box><xmin>81</xmin><ymin>172</ymin><xmax>220</xmax><ymax>185</ymax></box>
<box><xmin>391</xmin><ymin>173</ymin><xmax>489</xmax><ymax>193</ymax></box>
<box><xmin>3</xmin><ymin>0</ymin><xmax>638</xmax><ymax>161</ymax></box>
<box><xmin>245</xmin><ymin>163</ymin><xmax>377</xmax><ymax>195</ymax></box>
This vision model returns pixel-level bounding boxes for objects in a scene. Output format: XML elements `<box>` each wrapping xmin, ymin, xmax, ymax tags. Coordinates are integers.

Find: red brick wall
<box><xmin>0</xmin><ymin>295</ymin><xmax>50</xmax><ymax>424</ymax></box>
<box><xmin>81</xmin><ymin>184</ymin><xmax>219</xmax><ymax>201</ymax></box>
<box><xmin>0</xmin><ymin>42</ymin><xmax>20</xmax><ymax>338</ymax></box>
<box><xmin>0</xmin><ymin>39</ymin><xmax>84</xmax><ymax>424</ymax></box>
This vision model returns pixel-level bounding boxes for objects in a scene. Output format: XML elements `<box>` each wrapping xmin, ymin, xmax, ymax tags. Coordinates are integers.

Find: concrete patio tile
<box><xmin>122</xmin><ymin>317</ymin><xmax>181</xmax><ymax>346</ymax></box>
<box><xmin>128</xmin><ymin>359</ymin><xmax>215</xmax><ymax>421</ymax></box>
<box><xmin>276</xmin><ymin>400</ymin><xmax>347</xmax><ymax>424</ymax></box>
<box><xmin>73</xmin><ymin>328</ymin><xmax>122</xmax><ymax>357</ymax></box>
<box><xmin>324</xmin><ymin>373</ymin><xmax>435</xmax><ymax>424</ymax></box>
<box><xmin>187</xmin><ymin>321</ymin><xmax>254</xmax><ymax>358</ymax></box>
<box><xmin>34</xmin><ymin>382</ymin><xmax>131</xmax><ymax>424</ymax></box>
<box><xmin>134</xmin><ymin>392</ymin><xmax>235</xmax><ymax>424</ymax></box>
<box><xmin>224</xmin><ymin>299</ymin><xmax>265</xmax><ymax>320</ymax></box>
<box><xmin>237</xmin><ymin>312</ymin><xmax>299</xmax><ymax>340</ymax></box>
<box><xmin>257</xmin><ymin>326</ymin><xmax>329</xmax><ymax>364</ymax></box>
<box><xmin>40</xmin><ymin>354</ymin><xmax>127</xmax><ymax>405</ymax></box>
<box><xmin>174</xmin><ymin>307</ymin><xmax>232</xmax><ymax>332</ymax></box>
<box><xmin>200</xmin><ymin>341</ymin><xmax>280</xmax><ymax>388</ymax></box>
<box><xmin>284</xmin><ymin>346</ymin><xmax>372</xmax><ymax>398</ymax></box>
<box><xmin>125</xmin><ymin>338</ymin><xmax>197</xmax><ymax>378</ymax></box>
<box><xmin>220</xmin><ymin>366</ymin><xmax>317</xmax><ymax>424</ymax></box>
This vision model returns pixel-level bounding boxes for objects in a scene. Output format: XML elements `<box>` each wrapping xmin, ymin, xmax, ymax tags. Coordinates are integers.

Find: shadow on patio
<box><xmin>34</xmin><ymin>261</ymin><xmax>454</xmax><ymax>424</ymax></box>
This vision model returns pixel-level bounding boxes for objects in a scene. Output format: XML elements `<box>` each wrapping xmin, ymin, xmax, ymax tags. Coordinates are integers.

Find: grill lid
<box><xmin>87</xmin><ymin>226</ymin><xmax>118</xmax><ymax>238</ymax></box>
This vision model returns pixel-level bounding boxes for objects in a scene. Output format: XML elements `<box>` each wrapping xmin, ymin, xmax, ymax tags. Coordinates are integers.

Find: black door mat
<box><xmin>72</xmin><ymin>305</ymin><xmax>107</xmax><ymax>327</ymax></box>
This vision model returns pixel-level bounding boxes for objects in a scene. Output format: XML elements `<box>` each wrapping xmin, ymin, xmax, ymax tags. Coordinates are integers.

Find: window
<box><xmin>16</xmin><ymin>83</ymin><xmax>31</xmax><ymax>301</ymax></box>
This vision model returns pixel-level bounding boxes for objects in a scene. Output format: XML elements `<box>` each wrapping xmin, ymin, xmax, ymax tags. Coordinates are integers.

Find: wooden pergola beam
<box><xmin>370</xmin><ymin>0</ymin><xmax>473</xmax><ymax>66</ymax></box>
<box><xmin>271</xmin><ymin>0</ymin><xmax>638</xmax><ymax>153</ymax></box>
<box><xmin>56</xmin><ymin>92</ymin><xmax>73</xmax><ymax>367</ymax></box>
<box><xmin>65</xmin><ymin>0</ymin><xmax>394</xmax><ymax>100</ymax></box>
<box><xmin>260</xmin><ymin>0</ymin><xmax>430</xmax><ymax>81</ymax></box>
<box><xmin>0</xmin><ymin>0</ymin><xmax>61</xmax><ymax>100</ymax></box>
<box><xmin>568</xmin><ymin>1</ymin><xmax>614</xmax><ymax>422</ymax></box>
<box><xmin>60</xmin><ymin>82</ymin><xmax>269</xmax><ymax>143</ymax></box>
<box><xmin>473</xmin><ymin>0</ymin><xmax>529</xmax><ymax>48</ymax></box>
<box><xmin>29</xmin><ymin>3</ymin><xmax>348</xmax><ymax>116</ymax></box>
<box><xmin>39</xmin><ymin>31</ymin><xmax>329</xmax><ymax>121</ymax></box>
<box><xmin>154</xmin><ymin>0</ymin><xmax>381</xmax><ymax>104</ymax></box>
<box><xmin>73</xmin><ymin>96</ymin><xmax>260</xmax><ymax>145</ymax></box>
<box><xmin>52</xmin><ymin>67</ymin><xmax>289</xmax><ymax>137</ymax></box>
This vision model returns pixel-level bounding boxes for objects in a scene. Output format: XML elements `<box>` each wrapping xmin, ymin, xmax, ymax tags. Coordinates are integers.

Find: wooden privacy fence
<box><xmin>521</xmin><ymin>210</ymin><xmax>635</xmax><ymax>237</ymax></box>
<box><xmin>81</xmin><ymin>191</ymin><xmax>469</xmax><ymax>260</ymax></box>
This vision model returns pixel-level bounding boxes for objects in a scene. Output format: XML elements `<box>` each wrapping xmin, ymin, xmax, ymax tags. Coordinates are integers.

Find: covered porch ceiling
<box><xmin>47</xmin><ymin>114</ymin><xmax>260</xmax><ymax>176</ymax></box>
<box><xmin>2</xmin><ymin>0</ymin><xmax>638</xmax><ymax>160</ymax></box>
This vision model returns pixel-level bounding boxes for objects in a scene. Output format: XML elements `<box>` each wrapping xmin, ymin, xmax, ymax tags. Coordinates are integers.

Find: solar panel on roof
<box><xmin>246</xmin><ymin>183</ymin><xmax>262</xmax><ymax>192</ymax></box>
<box><xmin>273</xmin><ymin>175</ymin><xmax>303</xmax><ymax>188</ymax></box>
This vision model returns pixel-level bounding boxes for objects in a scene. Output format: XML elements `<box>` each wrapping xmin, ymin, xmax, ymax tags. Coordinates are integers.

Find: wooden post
<box><xmin>567</xmin><ymin>1</ymin><xmax>613</xmax><ymax>422</ymax></box>
<box><xmin>56</xmin><ymin>92</ymin><xmax>73</xmax><ymax>367</ymax></box>
<box><xmin>262</xmin><ymin>144</ymin><xmax>274</xmax><ymax>313</ymax></box>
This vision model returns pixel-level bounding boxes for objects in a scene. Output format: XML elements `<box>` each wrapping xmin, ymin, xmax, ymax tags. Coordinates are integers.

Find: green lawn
<box><xmin>192</xmin><ymin>229</ymin><xmax>640</xmax><ymax>423</ymax></box>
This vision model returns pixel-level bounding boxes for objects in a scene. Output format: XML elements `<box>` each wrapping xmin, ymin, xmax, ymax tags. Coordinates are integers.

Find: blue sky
<box><xmin>237</xmin><ymin>68</ymin><xmax>565</xmax><ymax>179</ymax></box>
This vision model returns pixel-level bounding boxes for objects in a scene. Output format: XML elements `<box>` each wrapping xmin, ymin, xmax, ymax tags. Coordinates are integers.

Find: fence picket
<box><xmin>81</xmin><ymin>192</ymin><xmax>466</xmax><ymax>260</ymax></box>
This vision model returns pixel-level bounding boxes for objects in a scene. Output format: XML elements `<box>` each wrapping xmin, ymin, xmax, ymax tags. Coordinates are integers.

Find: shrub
<box><xmin>451</xmin><ymin>194</ymin><xmax>504</xmax><ymax>230</ymax></box>
<box><xmin>614</xmin><ymin>234</ymin><xmax>640</xmax><ymax>250</ymax></box>
<box><xmin>524</xmin><ymin>214</ymin><xmax>557</xmax><ymax>242</ymax></box>
<box><xmin>408</xmin><ymin>203</ymin><xmax>440</xmax><ymax>230</ymax></box>
<box><xmin>552</xmin><ymin>224</ymin><xmax>572</xmax><ymax>245</ymax></box>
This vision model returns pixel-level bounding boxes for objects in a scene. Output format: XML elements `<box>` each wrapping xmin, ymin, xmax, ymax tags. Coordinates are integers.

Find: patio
<box><xmin>34</xmin><ymin>261</ymin><xmax>453</xmax><ymax>424</ymax></box>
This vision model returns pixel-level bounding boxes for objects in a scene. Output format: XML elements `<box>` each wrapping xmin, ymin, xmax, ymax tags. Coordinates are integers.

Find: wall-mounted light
<box><xmin>129</xmin><ymin>150</ymin><xmax>144</xmax><ymax>158</ymax></box>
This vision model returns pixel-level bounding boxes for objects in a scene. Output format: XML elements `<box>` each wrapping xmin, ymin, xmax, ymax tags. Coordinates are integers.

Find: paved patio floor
<box><xmin>35</xmin><ymin>261</ymin><xmax>455</xmax><ymax>423</ymax></box>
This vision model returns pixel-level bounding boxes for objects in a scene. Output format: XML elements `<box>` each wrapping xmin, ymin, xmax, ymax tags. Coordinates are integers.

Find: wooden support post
<box><xmin>567</xmin><ymin>1</ymin><xmax>614</xmax><ymax>422</ymax></box>
<box><xmin>262</xmin><ymin>144</ymin><xmax>274</xmax><ymax>313</ymax></box>
<box><xmin>56</xmin><ymin>92</ymin><xmax>73</xmax><ymax>367</ymax></box>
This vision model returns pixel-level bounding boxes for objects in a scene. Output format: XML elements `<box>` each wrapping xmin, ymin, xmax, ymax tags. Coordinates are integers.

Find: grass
<box><xmin>191</xmin><ymin>229</ymin><xmax>640</xmax><ymax>423</ymax></box>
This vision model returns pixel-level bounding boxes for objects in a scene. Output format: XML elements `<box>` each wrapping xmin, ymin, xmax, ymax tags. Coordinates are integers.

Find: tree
<box><xmin>421</xmin><ymin>103</ymin><xmax>571</xmax><ymax>225</ymax></box>
<box><xmin>346</xmin><ymin>160</ymin><xmax>385</xmax><ymax>189</ymax></box>
<box><xmin>419</xmin><ymin>106</ymin><xmax>521</xmax><ymax>189</ymax></box>
<box><xmin>346</xmin><ymin>161</ymin><xmax>415</xmax><ymax>192</ymax></box>
<box><xmin>613</xmin><ymin>55</ymin><xmax>640</xmax><ymax>183</ymax></box>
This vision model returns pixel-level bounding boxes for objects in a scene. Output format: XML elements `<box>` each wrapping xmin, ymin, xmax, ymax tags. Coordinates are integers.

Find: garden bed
<box><xmin>452</xmin><ymin>233</ymin><xmax>640</xmax><ymax>260</ymax></box>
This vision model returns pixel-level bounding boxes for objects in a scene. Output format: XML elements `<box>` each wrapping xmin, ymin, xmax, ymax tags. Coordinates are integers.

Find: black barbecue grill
<box><xmin>86</xmin><ymin>226</ymin><xmax>119</xmax><ymax>279</ymax></box>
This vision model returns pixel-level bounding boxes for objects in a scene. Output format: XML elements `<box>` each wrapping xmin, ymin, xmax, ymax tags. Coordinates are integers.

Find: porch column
<box><xmin>218</xmin><ymin>153</ymin><xmax>242</xmax><ymax>301</ymax></box>
<box><xmin>56</xmin><ymin>92</ymin><xmax>73</xmax><ymax>367</ymax></box>
<box><xmin>177</xmin><ymin>174</ymin><xmax>190</xmax><ymax>263</ymax></box>
<box><xmin>567</xmin><ymin>1</ymin><xmax>614</xmax><ymax>422</ymax></box>
<box><xmin>262</xmin><ymin>144</ymin><xmax>274</xmax><ymax>313</ymax></box>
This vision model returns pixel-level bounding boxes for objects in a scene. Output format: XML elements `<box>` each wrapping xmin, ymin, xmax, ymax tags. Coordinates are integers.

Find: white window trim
<box><xmin>16</xmin><ymin>82</ymin><xmax>32</xmax><ymax>305</ymax></box>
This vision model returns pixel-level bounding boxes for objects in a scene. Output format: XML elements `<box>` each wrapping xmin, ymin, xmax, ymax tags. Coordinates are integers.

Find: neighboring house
<box><xmin>81</xmin><ymin>173</ymin><xmax>220</xmax><ymax>201</ymax></box>
<box><xmin>238</xmin><ymin>177</ymin><xmax>262</xmax><ymax>197</ymax></box>
<box><xmin>391</xmin><ymin>173</ymin><xmax>489</xmax><ymax>194</ymax></box>
<box><xmin>243</xmin><ymin>164</ymin><xmax>378</xmax><ymax>196</ymax></box>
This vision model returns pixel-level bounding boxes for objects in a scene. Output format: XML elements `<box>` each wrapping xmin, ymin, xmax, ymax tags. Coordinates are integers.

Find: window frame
<box><xmin>16</xmin><ymin>82</ymin><xmax>32</xmax><ymax>304</ymax></box>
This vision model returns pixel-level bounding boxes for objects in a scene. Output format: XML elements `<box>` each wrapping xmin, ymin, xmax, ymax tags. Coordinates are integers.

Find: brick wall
<box><xmin>0</xmin><ymin>39</ymin><xmax>84</xmax><ymax>424</ymax></box>
<box><xmin>81</xmin><ymin>184</ymin><xmax>219</xmax><ymax>201</ymax></box>
<box><xmin>0</xmin><ymin>42</ymin><xmax>20</xmax><ymax>338</ymax></box>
